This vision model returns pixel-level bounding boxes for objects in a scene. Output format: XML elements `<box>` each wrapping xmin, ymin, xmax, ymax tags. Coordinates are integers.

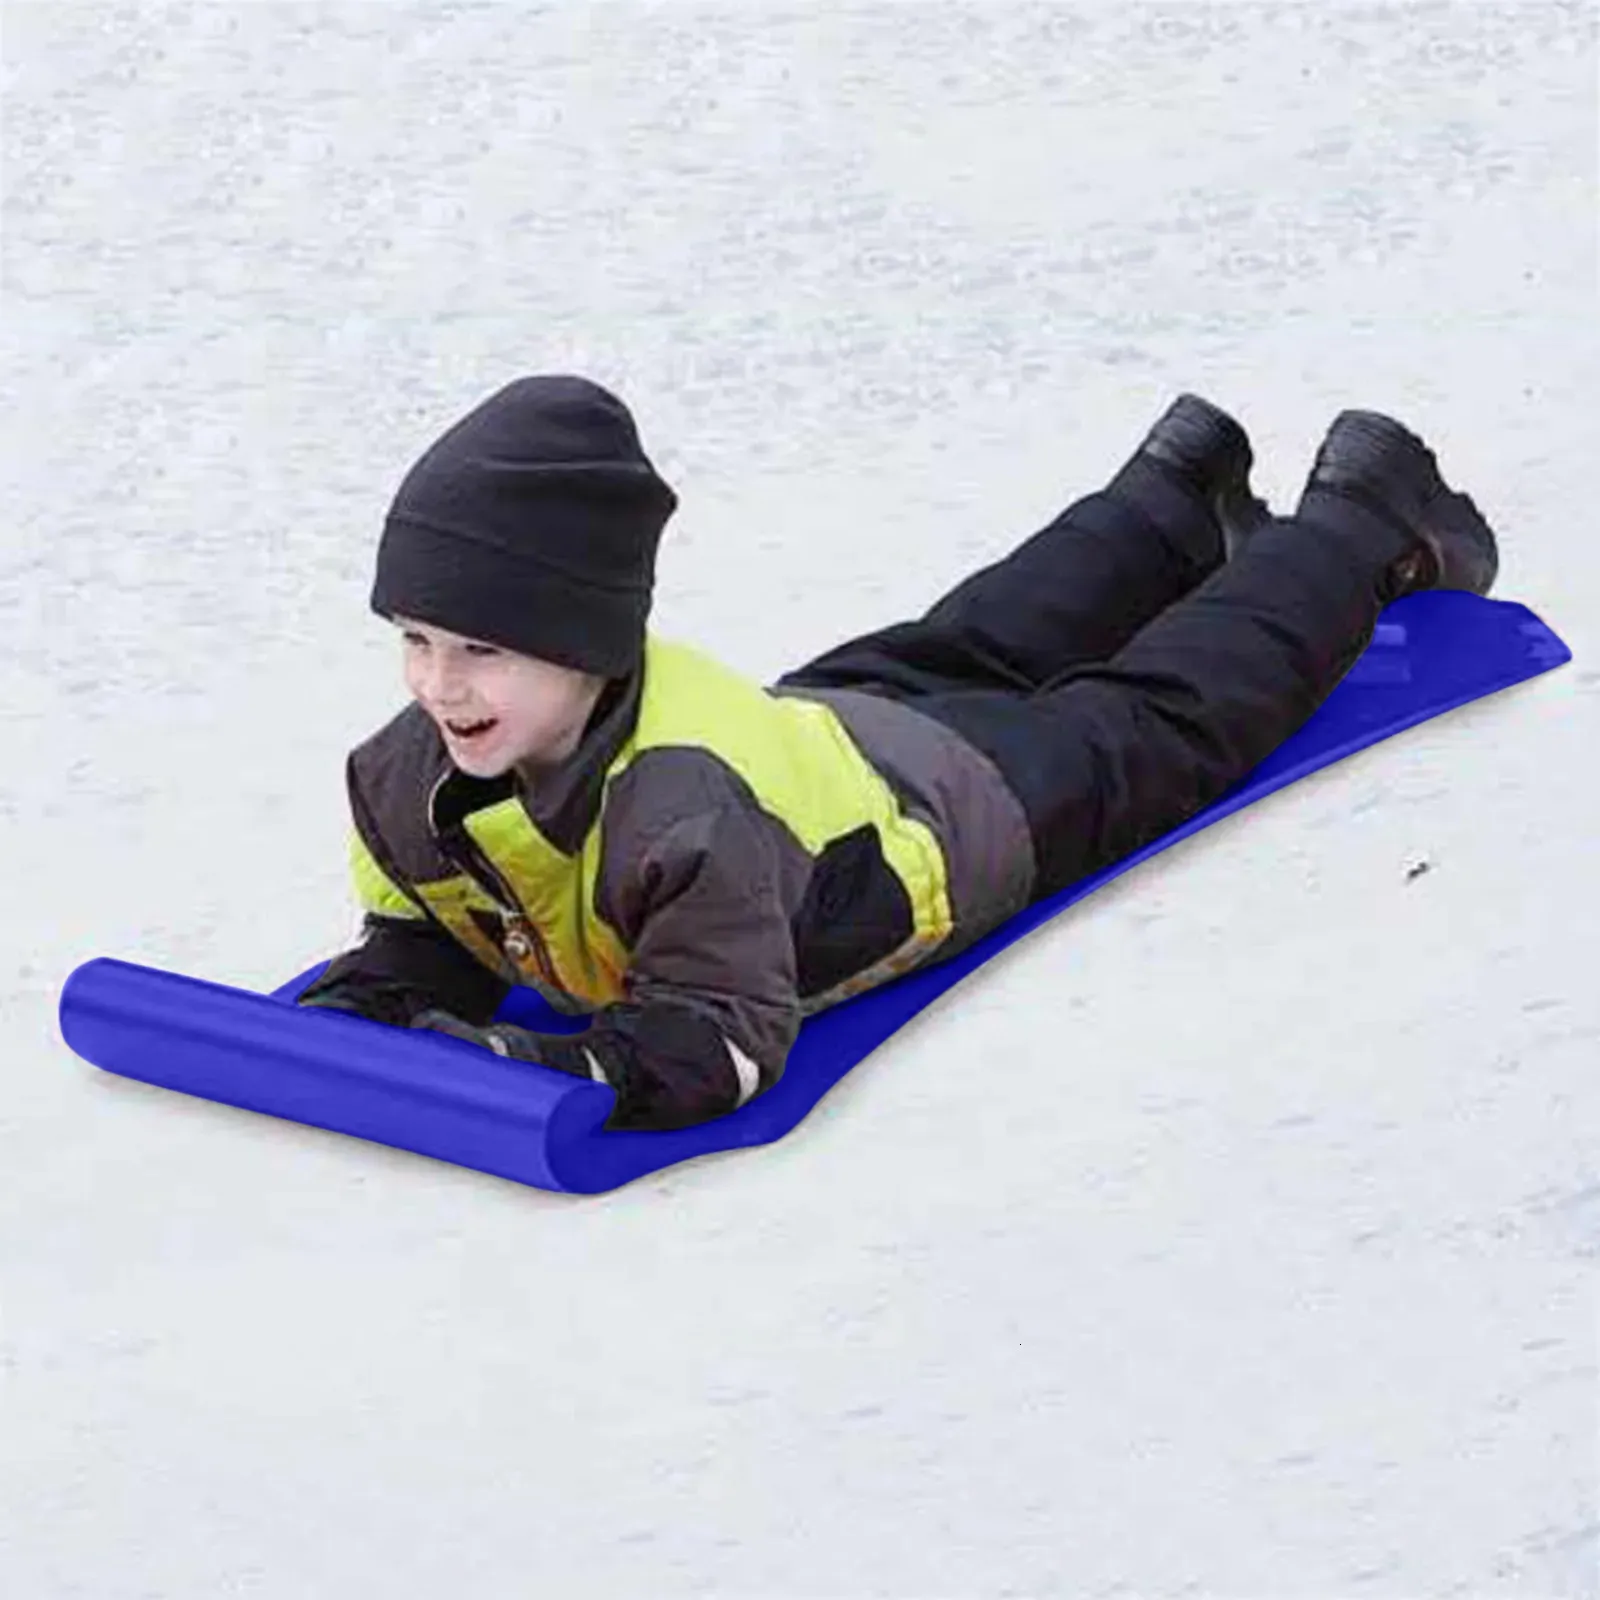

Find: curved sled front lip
<box><xmin>58</xmin><ymin>957</ymin><xmax>618</xmax><ymax>1192</ymax></box>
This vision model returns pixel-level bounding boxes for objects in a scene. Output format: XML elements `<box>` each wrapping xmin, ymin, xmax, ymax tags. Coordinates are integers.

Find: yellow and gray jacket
<box><xmin>297</xmin><ymin>632</ymin><xmax>1036</xmax><ymax>1130</ymax></box>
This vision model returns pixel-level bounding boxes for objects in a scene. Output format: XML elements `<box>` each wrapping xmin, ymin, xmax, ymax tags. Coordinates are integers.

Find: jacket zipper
<box><xmin>428</xmin><ymin>771</ymin><xmax>564</xmax><ymax>992</ymax></box>
<box><xmin>442</xmin><ymin>826</ymin><xmax>561</xmax><ymax>992</ymax></box>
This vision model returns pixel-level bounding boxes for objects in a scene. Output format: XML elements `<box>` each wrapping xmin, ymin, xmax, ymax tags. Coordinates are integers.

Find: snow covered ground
<box><xmin>5</xmin><ymin>2</ymin><xmax>1598</xmax><ymax>1595</ymax></box>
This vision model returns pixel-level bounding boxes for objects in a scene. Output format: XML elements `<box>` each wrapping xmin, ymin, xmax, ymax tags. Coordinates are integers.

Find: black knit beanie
<box><xmin>370</xmin><ymin>374</ymin><xmax>678</xmax><ymax>677</ymax></box>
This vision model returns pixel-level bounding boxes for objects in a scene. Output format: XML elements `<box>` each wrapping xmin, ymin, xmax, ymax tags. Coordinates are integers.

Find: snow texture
<box><xmin>4</xmin><ymin>1</ymin><xmax>1598</xmax><ymax>1596</ymax></box>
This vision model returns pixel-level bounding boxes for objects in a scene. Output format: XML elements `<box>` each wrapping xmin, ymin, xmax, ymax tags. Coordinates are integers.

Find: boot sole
<box><xmin>1141</xmin><ymin>393</ymin><xmax>1253</xmax><ymax>483</ymax></box>
<box><xmin>1139</xmin><ymin>393</ymin><xmax>1272</xmax><ymax>554</ymax></box>
<box><xmin>1303</xmin><ymin>410</ymin><xmax>1499</xmax><ymax>595</ymax></box>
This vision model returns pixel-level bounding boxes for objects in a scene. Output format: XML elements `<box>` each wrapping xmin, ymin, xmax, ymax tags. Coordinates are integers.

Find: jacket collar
<box><xmin>429</xmin><ymin>661</ymin><xmax>643</xmax><ymax>856</ymax></box>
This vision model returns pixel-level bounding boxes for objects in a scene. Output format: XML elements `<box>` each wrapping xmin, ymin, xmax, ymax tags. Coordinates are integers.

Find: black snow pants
<box><xmin>771</xmin><ymin>454</ymin><xmax>1415</xmax><ymax>904</ymax></box>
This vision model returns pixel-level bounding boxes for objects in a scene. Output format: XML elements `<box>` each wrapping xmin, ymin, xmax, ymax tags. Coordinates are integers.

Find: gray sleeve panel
<box><xmin>594</xmin><ymin>748</ymin><xmax>814</xmax><ymax>1082</ymax></box>
<box><xmin>769</xmin><ymin>684</ymin><xmax>1037</xmax><ymax>956</ymax></box>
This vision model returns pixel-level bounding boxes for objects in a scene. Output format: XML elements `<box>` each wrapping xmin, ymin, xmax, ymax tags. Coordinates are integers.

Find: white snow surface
<box><xmin>5</xmin><ymin>3</ymin><xmax>1599</xmax><ymax>1596</ymax></box>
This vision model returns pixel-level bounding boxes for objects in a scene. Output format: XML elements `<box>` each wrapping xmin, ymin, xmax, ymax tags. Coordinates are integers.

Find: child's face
<box><xmin>394</xmin><ymin>617</ymin><xmax>608</xmax><ymax>781</ymax></box>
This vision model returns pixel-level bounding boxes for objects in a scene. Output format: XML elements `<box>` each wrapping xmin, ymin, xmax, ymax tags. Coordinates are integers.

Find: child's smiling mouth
<box><xmin>445</xmin><ymin>717</ymin><xmax>498</xmax><ymax>742</ymax></box>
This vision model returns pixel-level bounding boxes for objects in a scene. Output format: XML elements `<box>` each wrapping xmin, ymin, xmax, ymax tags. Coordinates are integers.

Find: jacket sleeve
<box><xmin>517</xmin><ymin>801</ymin><xmax>803</xmax><ymax>1132</ymax></box>
<box><xmin>296</xmin><ymin>909</ymin><xmax>512</xmax><ymax>1028</ymax></box>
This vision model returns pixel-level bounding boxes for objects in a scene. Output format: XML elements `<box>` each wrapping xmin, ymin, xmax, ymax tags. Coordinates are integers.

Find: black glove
<box><xmin>297</xmin><ymin>994</ymin><xmax>372</xmax><ymax>1017</ymax></box>
<box><xmin>296</xmin><ymin>976</ymin><xmax>440</xmax><ymax>1029</ymax></box>
<box><xmin>409</xmin><ymin>1008</ymin><xmax>597</xmax><ymax>1082</ymax></box>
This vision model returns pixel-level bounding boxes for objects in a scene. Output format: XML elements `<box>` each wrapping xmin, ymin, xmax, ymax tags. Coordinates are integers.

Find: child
<box><xmin>296</xmin><ymin>373</ymin><xmax>1499</xmax><ymax>1131</ymax></box>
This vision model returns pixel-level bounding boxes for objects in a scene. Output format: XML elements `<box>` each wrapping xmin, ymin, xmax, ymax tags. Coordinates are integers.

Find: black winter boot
<box><xmin>1114</xmin><ymin>392</ymin><xmax>1275</xmax><ymax>560</ymax></box>
<box><xmin>1296</xmin><ymin>409</ymin><xmax>1500</xmax><ymax>599</ymax></box>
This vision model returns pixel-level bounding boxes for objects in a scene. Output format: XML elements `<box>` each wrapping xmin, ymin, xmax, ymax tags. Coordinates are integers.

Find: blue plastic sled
<box><xmin>59</xmin><ymin>591</ymin><xmax>1571</xmax><ymax>1194</ymax></box>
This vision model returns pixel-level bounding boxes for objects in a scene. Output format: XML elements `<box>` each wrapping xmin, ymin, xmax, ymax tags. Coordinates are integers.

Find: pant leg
<box><xmin>773</xmin><ymin>460</ymin><xmax>1224</xmax><ymax>699</ymax></box>
<box><xmin>907</xmin><ymin>500</ymin><xmax>1415</xmax><ymax>903</ymax></box>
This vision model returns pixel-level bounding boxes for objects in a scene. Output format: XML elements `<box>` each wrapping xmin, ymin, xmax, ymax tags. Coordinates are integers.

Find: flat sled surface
<box><xmin>58</xmin><ymin>591</ymin><xmax>1572</xmax><ymax>1194</ymax></box>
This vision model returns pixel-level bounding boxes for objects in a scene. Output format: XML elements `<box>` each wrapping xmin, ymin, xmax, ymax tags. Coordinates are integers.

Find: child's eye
<box><xmin>465</xmin><ymin>644</ymin><xmax>500</xmax><ymax>658</ymax></box>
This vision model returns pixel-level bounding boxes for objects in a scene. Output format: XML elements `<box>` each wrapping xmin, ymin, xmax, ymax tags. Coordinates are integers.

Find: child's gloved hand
<box><xmin>411</xmin><ymin>1010</ymin><xmax>616</xmax><ymax>1094</ymax></box>
<box><xmin>410</xmin><ymin>1008</ymin><xmax>553</xmax><ymax>1067</ymax></box>
<box><xmin>298</xmin><ymin>994</ymin><xmax>370</xmax><ymax>1016</ymax></box>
